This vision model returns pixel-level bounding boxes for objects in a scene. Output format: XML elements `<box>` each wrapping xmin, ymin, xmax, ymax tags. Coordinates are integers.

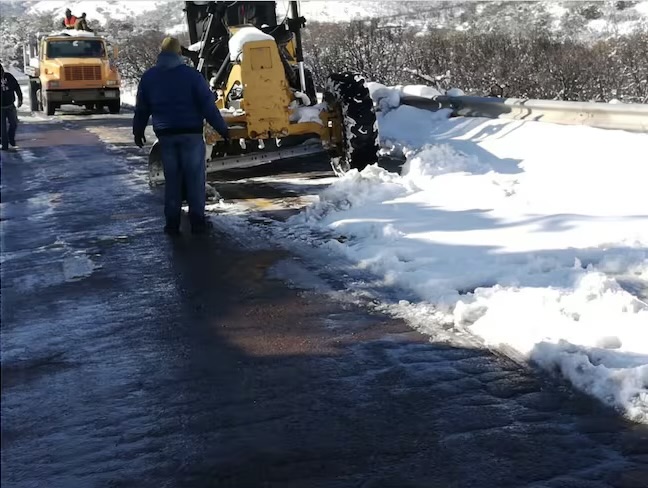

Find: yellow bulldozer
<box><xmin>148</xmin><ymin>0</ymin><xmax>379</xmax><ymax>183</ymax></box>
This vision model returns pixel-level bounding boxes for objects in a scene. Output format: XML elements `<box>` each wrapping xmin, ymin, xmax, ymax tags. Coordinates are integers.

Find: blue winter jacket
<box><xmin>132</xmin><ymin>52</ymin><xmax>228</xmax><ymax>138</ymax></box>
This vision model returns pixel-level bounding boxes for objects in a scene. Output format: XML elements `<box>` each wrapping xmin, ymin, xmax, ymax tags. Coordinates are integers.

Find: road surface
<box><xmin>1</xmin><ymin>105</ymin><xmax>647</xmax><ymax>488</ymax></box>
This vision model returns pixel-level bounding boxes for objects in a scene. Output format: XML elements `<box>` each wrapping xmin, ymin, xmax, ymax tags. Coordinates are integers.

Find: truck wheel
<box><xmin>324</xmin><ymin>72</ymin><xmax>379</xmax><ymax>172</ymax></box>
<box><xmin>85</xmin><ymin>103</ymin><xmax>96</xmax><ymax>111</ymax></box>
<box><xmin>42</xmin><ymin>93</ymin><xmax>55</xmax><ymax>116</ymax></box>
<box><xmin>35</xmin><ymin>89</ymin><xmax>44</xmax><ymax>111</ymax></box>
<box><xmin>29</xmin><ymin>80</ymin><xmax>40</xmax><ymax>112</ymax></box>
<box><xmin>108</xmin><ymin>100</ymin><xmax>121</xmax><ymax>114</ymax></box>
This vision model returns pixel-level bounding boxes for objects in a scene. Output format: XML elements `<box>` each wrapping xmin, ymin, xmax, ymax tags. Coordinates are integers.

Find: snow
<box><xmin>401</xmin><ymin>85</ymin><xmax>444</xmax><ymax>99</ymax></box>
<box><xmin>369</xmin><ymin>82</ymin><xmax>445</xmax><ymax>106</ymax></box>
<box><xmin>544</xmin><ymin>2</ymin><xmax>568</xmax><ymax>18</ymax></box>
<box><xmin>278</xmin><ymin>0</ymin><xmax>377</xmax><ymax>22</ymax></box>
<box><xmin>187</xmin><ymin>41</ymin><xmax>204</xmax><ymax>52</ymax></box>
<box><xmin>120</xmin><ymin>85</ymin><xmax>136</xmax><ymax>108</ymax></box>
<box><xmin>49</xmin><ymin>30</ymin><xmax>98</xmax><ymax>38</ymax></box>
<box><xmin>289</xmin><ymin>101</ymin><xmax>648</xmax><ymax>422</ymax></box>
<box><xmin>25</xmin><ymin>1</ymin><xmax>648</xmax><ymax>39</ymax></box>
<box><xmin>367</xmin><ymin>82</ymin><xmax>402</xmax><ymax>112</ymax></box>
<box><xmin>228</xmin><ymin>27</ymin><xmax>275</xmax><ymax>61</ymax></box>
<box><xmin>289</xmin><ymin>103</ymin><xmax>325</xmax><ymax>124</ymax></box>
<box><xmin>636</xmin><ymin>1</ymin><xmax>648</xmax><ymax>16</ymax></box>
<box><xmin>165</xmin><ymin>23</ymin><xmax>187</xmax><ymax>35</ymax></box>
<box><xmin>446</xmin><ymin>88</ymin><xmax>465</xmax><ymax>97</ymax></box>
<box><xmin>367</xmin><ymin>82</ymin><xmax>463</xmax><ymax>112</ymax></box>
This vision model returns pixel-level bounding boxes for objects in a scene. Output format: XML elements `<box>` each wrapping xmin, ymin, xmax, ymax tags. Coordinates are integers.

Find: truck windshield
<box><xmin>46</xmin><ymin>40</ymin><xmax>105</xmax><ymax>58</ymax></box>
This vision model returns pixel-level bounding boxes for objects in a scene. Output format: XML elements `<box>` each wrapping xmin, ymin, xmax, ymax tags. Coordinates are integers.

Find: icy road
<box><xmin>1</xmin><ymin>100</ymin><xmax>647</xmax><ymax>488</ymax></box>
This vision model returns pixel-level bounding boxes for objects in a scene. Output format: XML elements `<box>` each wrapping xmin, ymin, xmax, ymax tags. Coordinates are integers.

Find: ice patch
<box><xmin>63</xmin><ymin>253</ymin><xmax>95</xmax><ymax>281</ymax></box>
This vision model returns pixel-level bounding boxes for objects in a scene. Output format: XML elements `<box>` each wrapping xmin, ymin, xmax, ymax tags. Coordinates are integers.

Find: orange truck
<box><xmin>23</xmin><ymin>31</ymin><xmax>121</xmax><ymax>115</ymax></box>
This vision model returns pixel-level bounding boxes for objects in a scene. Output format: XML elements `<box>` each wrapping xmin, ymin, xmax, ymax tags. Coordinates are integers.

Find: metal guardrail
<box><xmin>400</xmin><ymin>95</ymin><xmax>648</xmax><ymax>133</ymax></box>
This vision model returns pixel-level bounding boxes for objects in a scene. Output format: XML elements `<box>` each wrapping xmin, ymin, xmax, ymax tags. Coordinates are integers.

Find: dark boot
<box><xmin>190</xmin><ymin>216</ymin><xmax>212</xmax><ymax>234</ymax></box>
<box><xmin>164</xmin><ymin>218</ymin><xmax>181</xmax><ymax>235</ymax></box>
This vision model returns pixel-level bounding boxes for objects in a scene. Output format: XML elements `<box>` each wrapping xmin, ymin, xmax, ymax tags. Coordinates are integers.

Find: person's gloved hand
<box><xmin>134</xmin><ymin>132</ymin><xmax>146</xmax><ymax>148</ymax></box>
<box><xmin>17</xmin><ymin>99</ymin><xmax>22</xmax><ymax>108</ymax></box>
<box><xmin>220</xmin><ymin>130</ymin><xmax>230</xmax><ymax>145</ymax></box>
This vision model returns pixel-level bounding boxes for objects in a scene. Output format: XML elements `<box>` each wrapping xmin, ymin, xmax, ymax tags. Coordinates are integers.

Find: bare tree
<box><xmin>117</xmin><ymin>30</ymin><xmax>167</xmax><ymax>84</ymax></box>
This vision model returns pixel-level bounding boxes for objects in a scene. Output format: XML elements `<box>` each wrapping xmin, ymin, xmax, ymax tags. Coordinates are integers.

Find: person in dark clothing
<box><xmin>133</xmin><ymin>37</ymin><xmax>229</xmax><ymax>235</ymax></box>
<box><xmin>75</xmin><ymin>13</ymin><xmax>92</xmax><ymax>32</ymax></box>
<box><xmin>1</xmin><ymin>64</ymin><xmax>23</xmax><ymax>152</ymax></box>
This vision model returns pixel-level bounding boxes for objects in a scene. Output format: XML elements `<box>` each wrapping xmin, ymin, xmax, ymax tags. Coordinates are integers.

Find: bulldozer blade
<box><xmin>148</xmin><ymin>140</ymin><xmax>327</xmax><ymax>186</ymax></box>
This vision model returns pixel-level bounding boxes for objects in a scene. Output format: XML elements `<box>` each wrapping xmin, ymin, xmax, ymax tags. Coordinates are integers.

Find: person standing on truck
<box><xmin>132</xmin><ymin>37</ymin><xmax>229</xmax><ymax>235</ymax></box>
<box><xmin>75</xmin><ymin>13</ymin><xmax>92</xmax><ymax>32</ymax></box>
<box><xmin>62</xmin><ymin>9</ymin><xmax>77</xmax><ymax>29</ymax></box>
<box><xmin>0</xmin><ymin>64</ymin><xmax>23</xmax><ymax>152</ymax></box>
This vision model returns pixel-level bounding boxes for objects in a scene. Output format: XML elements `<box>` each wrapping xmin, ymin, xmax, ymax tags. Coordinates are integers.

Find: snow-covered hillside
<box><xmin>19</xmin><ymin>1</ymin><xmax>648</xmax><ymax>36</ymax></box>
<box><xmin>27</xmin><ymin>0</ymin><xmax>165</xmax><ymax>25</ymax></box>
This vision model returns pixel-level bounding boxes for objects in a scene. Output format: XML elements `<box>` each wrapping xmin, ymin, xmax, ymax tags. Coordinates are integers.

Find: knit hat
<box><xmin>160</xmin><ymin>37</ymin><xmax>181</xmax><ymax>55</ymax></box>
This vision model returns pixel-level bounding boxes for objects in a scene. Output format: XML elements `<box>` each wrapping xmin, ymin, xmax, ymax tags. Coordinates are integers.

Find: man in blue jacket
<box><xmin>133</xmin><ymin>37</ymin><xmax>229</xmax><ymax>235</ymax></box>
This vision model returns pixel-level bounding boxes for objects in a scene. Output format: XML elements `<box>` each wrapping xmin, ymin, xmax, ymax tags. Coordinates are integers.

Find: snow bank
<box><xmin>290</xmin><ymin>107</ymin><xmax>648</xmax><ymax>422</ymax></box>
<box><xmin>378</xmin><ymin>105</ymin><xmax>452</xmax><ymax>150</ymax></box>
<box><xmin>28</xmin><ymin>1</ymin><xmax>161</xmax><ymax>25</ymax></box>
<box><xmin>280</xmin><ymin>0</ymin><xmax>378</xmax><ymax>22</ymax></box>
<box><xmin>228</xmin><ymin>27</ymin><xmax>274</xmax><ymax>61</ymax></box>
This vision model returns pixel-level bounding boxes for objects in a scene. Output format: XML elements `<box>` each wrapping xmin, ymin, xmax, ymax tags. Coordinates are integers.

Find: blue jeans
<box><xmin>158</xmin><ymin>133</ymin><xmax>206</xmax><ymax>227</ymax></box>
<box><xmin>1</xmin><ymin>105</ymin><xmax>18</xmax><ymax>149</ymax></box>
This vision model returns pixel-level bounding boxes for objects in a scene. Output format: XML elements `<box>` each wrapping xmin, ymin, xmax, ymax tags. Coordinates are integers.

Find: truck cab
<box><xmin>24</xmin><ymin>31</ymin><xmax>121</xmax><ymax>115</ymax></box>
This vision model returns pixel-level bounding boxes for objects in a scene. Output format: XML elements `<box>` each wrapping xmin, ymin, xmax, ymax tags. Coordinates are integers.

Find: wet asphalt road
<box><xmin>1</xmin><ymin>108</ymin><xmax>648</xmax><ymax>488</ymax></box>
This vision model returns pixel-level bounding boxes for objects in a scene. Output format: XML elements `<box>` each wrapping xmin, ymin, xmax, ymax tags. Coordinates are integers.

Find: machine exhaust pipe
<box><xmin>289</xmin><ymin>1</ymin><xmax>307</xmax><ymax>93</ymax></box>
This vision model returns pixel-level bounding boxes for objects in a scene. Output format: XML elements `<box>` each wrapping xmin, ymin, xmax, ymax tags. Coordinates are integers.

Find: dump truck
<box><xmin>148</xmin><ymin>0</ymin><xmax>379</xmax><ymax>183</ymax></box>
<box><xmin>23</xmin><ymin>30</ymin><xmax>121</xmax><ymax>115</ymax></box>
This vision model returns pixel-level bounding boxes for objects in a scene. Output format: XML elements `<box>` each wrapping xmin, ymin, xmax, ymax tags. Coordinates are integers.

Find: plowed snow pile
<box><xmin>291</xmin><ymin>103</ymin><xmax>648</xmax><ymax>422</ymax></box>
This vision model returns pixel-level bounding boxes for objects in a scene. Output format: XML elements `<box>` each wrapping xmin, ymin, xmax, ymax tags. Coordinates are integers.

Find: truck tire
<box><xmin>29</xmin><ymin>80</ymin><xmax>40</xmax><ymax>112</ymax></box>
<box><xmin>42</xmin><ymin>92</ymin><xmax>55</xmax><ymax>116</ymax></box>
<box><xmin>324</xmin><ymin>72</ymin><xmax>379</xmax><ymax>172</ymax></box>
<box><xmin>108</xmin><ymin>100</ymin><xmax>121</xmax><ymax>114</ymax></box>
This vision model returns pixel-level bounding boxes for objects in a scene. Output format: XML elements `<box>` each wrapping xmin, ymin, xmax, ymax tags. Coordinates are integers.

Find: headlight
<box><xmin>47</xmin><ymin>80</ymin><xmax>59</xmax><ymax>89</ymax></box>
<box><xmin>106</xmin><ymin>80</ymin><xmax>119</xmax><ymax>86</ymax></box>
